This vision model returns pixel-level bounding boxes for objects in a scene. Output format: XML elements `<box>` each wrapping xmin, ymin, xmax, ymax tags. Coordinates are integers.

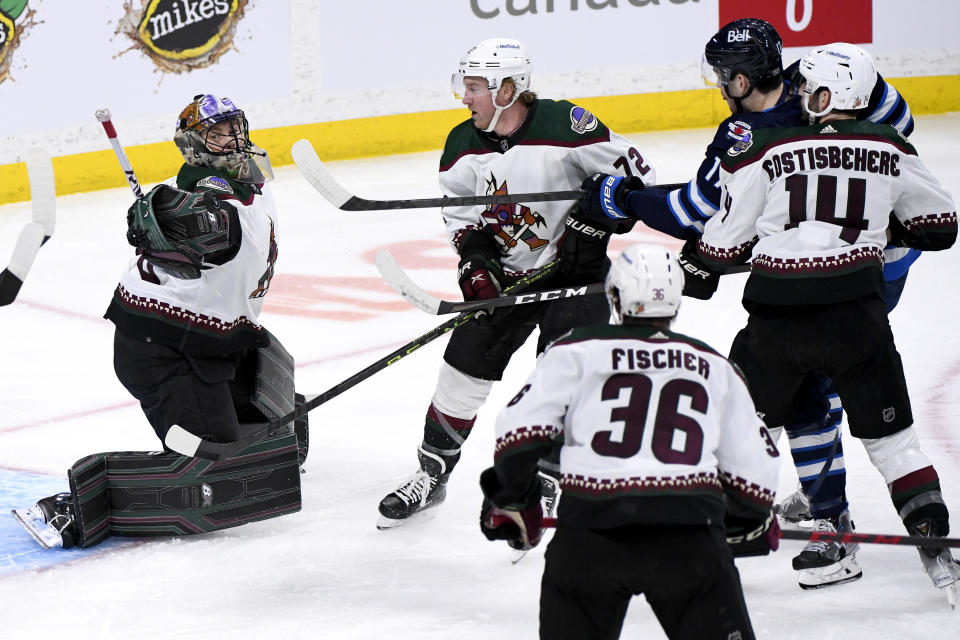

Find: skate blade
<box><xmin>510</xmin><ymin>549</ymin><xmax>529</xmax><ymax>565</ymax></box>
<box><xmin>798</xmin><ymin>555</ymin><xmax>863</xmax><ymax>590</ymax></box>
<box><xmin>375</xmin><ymin>506</ymin><xmax>439</xmax><ymax>531</ymax></box>
<box><xmin>11</xmin><ymin>508</ymin><xmax>59</xmax><ymax>549</ymax></box>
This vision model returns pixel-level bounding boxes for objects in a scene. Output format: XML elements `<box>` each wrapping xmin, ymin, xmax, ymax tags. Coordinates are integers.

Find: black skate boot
<box><xmin>11</xmin><ymin>492</ymin><xmax>78</xmax><ymax>549</ymax></box>
<box><xmin>377</xmin><ymin>447</ymin><xmax>458</xmax><ymax>530</ymax></box>
<box><xmin>792</xmin><ymin>510</ymin><xmax>862</xmax><ymax>589</ymax></box>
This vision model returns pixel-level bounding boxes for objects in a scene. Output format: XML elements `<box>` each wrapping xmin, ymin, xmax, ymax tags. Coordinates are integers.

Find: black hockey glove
<box><xmin>479</xmin><ymin>467</ymin><xmax>544</xmax><ymax>551</ymax></box>
<box><xmin>726</xmin><ymin>509</ymin><xmax>781</xmax><ymax>558</ymax></box>
<box><xmin>457</xmin><ymin>230</ymin><xmax>503</xmax><ymax>302</ymax></box>
<box><xmin>557</xmin><ymin>207</ymin><xmax>616</xmax><ymax>282</ymax></box>
<box><xmin>578</xmin><ymin>173</ymin><xmax>645</xmax><ymax>222</ymax></box>
<box><xmin>677</xmin><ymin>238</ymin><xmax>721</xmax><ymax>300</ymax></box>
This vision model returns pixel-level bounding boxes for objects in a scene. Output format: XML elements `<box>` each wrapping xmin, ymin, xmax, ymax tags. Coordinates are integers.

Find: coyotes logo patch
<box><xmin>480</xmin><ymin>175</ymin><xmax>548</xmax><ymax>251</ymax></box>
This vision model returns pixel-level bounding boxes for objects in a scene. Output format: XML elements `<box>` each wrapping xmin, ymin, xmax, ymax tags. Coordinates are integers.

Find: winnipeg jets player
<box><xmin>479</xmin><ymin>244</ymin><xmax>781</xmax><ymax>639</ymax></box>
<box><xmin>376</xmin><ymin>38</ymin><xmax>657</xmax><ymax>529</ymax></box>
<box><xmin>696</xmin><ymin>42</ymin><xmax>960</xmax><ymax>606</ymax></box>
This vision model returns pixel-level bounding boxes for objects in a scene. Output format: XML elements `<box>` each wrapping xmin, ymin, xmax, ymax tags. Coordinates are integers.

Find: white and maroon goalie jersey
<box><xmin>438</xmin><ymin>99</ymin><xmax>656</xmax><ymax>277</ymax></box>
<box><xmin>491</xmin><ymin>324</ymin><xmax>780</xmax><ymax>529</ymax></box>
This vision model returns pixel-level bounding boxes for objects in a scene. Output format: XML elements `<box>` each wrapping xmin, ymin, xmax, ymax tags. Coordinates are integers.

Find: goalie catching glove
<box><xmin>479</xmin><ymin>467</ymin><xmax>543</xmax><ymax>551</ymax></box>
<box><xmin>127</xmin><ymin>184</ymin><xmax>236</xmax><ymax>275</ymax></box>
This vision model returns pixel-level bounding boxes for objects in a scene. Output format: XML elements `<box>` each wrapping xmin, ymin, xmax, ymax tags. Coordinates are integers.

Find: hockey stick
<box><xmin>495</xmin><ymin>515</ymin><xmax>960</xmax><ymax>549</ymax></box>
<box><xmin>0</xmin><ymin>148</ymin><xmax>56</xmax><ymax>307</ymax></box>
<box><xmin>95</xmin><ymin>108</ymin><xmax>145</xmax><ymax>199</ymax></box>
<box><xmin>165</xmin><ymin>260</ymin><xmax>562</xmax><ymax>460</ymax></box>
<box><xmin>377</xmin><ymin>249</ymin><xmax>603</xmax><ymax>315</ymax></box>
<box><xmin>291</xmin><ymin>138</ymin><xmax>685</xmax><ymax>211</ymax></box>
<box><xmin>377</xmin><ymin>249</ymin><xmax>751</xmax><ymax>316</ymax></box>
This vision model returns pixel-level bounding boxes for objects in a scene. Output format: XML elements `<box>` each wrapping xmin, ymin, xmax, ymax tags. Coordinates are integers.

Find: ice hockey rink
<box><xmin>2</xmin><ymin>115</ymin><xmax>959</xmax><ymax>638</ymax></box>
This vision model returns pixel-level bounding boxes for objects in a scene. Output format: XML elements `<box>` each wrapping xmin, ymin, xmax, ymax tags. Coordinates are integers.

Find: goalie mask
<box><xmin>797</xmin><ymin>43</ymin><xmax>877</xmax><ymax>124</ymax></box>
<box><xmin>127</xmin><ymin>184</ymin><xmax>232</xmax><ymax>270</ymax></box>
<box><xmin>605</xmin><ymin>244</ymin><xmax>683</xmax><ymax>323</ymax></box>
<box><xmin>451</xmin><ymin>37</ymin><xmax>532</xmax><ymax>133</ymax></box>
<box><xmin>174</xmin><ymin>94</ymin><xmax>274</xmax><ymax>184</ymax></box>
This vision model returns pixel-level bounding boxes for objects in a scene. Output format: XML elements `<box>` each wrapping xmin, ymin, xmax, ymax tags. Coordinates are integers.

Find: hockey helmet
<box><xmin>451</xmin><ymin>38</ymin><xmax>532</xmax><ymax>132</ymax></box>
<box><xmin>605</xmin><ymin>244</ymin><xmax>683</xmax><ymax>323</ymax></box>
<box><xmin>174</xmin><ymin>94</ymin><xmax>273</xmax><ymax>184</ymax></box>
<box><xmin>797</xmin><ymin>43</ymin><xmax>877</xmax><ymax>122</ymax></box>
<box><xmin>702</xmin><ymin>18</ymin><xmax>783</xmax><ymax>90</ymax></box>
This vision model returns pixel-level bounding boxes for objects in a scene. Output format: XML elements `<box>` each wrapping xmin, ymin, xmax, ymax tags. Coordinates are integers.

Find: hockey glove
<box><xmin>479</xmin><ymin>467</ymin><xmax>544</xmax><ymax>551</ymax></box>
<box><xmin>579</xmin><ymin>173</ymin><xmax>644</xmax><ymax>222</ymax></box>
<box><xmin>557</xmin><ymin>208</ymin><xmax>615</xmax><ymax>282</ymax></box>
<box><xmin>726</xmin><ymin>509</ymin><xmax>781</xmax><ymax>558</ymax></box>
<box><xmin>677</xmin><ymin>238</ymin><xmax>721</xmax><ymax>300</ymax></box>
<box><xmin>457</xmin><ymin>230</ymin><xmax>504</xmax><ymax>302</ymax></box>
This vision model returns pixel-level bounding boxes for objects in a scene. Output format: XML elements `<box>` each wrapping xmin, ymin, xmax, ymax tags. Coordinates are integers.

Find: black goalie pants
<box><xmin>540</xmin><ymin>524</ymin><xmax>755</xmax><ymax>640</ymax></box>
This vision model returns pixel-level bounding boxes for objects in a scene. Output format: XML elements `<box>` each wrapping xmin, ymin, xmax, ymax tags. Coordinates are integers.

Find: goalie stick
<box><xmin>165</xmin><ymin>260</ymin><xmax>561</xmax><ymax>460</ymax></box>
<box><xmin>95</xmin><ymin>108</ymin><xmax>145</xmax><ymax>198</ymax></box>
<box><xmin>0</xmin><ymin>148</ymin><xmax>56</xmax><ymax>307</ymax></box>
<box><xmin>377</xmin><ymin>249</ymin><xmax>751</xmax><ymax>316</ymax></box>
<box><xmin>291</xmin><ymin>138</ymin><xmax>685</xmax><ymax>211</ymax></box>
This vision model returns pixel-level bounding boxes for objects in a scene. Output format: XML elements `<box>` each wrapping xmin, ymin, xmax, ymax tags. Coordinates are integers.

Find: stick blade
<box><xmin>291</xmin><ymin>139</ymin><xmax>353</xmax><ymax>209</ymax></box>
<box><xmin>375</xmin><ymin>250</ymin><xmax>442</xmax><ymax>314</ymax></box>
<box><xmin>24</xmin><ymin>147</ymin><xmax>56</xmax><ymax>238</ymax></box>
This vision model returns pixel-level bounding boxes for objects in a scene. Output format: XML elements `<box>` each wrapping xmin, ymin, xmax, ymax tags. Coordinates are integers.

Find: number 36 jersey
<box><xmin>492</xmin><ymin>324</ymin><xmax>780</xmax><ymax>529</ymax></box>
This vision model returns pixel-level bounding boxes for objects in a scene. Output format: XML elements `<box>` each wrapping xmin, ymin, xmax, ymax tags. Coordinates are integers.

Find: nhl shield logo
<box><xmin>570</xmin><ymin>106</ymin><xmax>599</xmax><ymax>134</ymax></box>
<box><xmin>882</xmin><ymin>407</ymin><xmax>896</xmax><ymax>423</ymax></box>
<box><xmin>119</xmin><ymin>0</ymin><xmax>250</xmax><ymax>73</ymax></box>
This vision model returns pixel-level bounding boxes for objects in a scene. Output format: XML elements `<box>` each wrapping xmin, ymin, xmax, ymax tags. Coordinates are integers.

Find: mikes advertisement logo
<box><xmin>719</xmin><ymin>0</ymin><xmax>872</xmax><ymax>47</ymax></box>
<box><xmin>0</xmin><ymin>0</ymin><xmax>38</xmax><ymax>84</ymax></box>
<box><xmin>118</xmin><ymin>0</ymin><xmax>250</xmax><ymax>73</ymax></box>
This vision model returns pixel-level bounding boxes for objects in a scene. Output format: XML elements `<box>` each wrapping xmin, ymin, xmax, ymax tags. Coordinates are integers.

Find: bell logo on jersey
<box><xmin>119</xmin><ymin>0</ymin><xmax>251</xmax><ymax>73</ymax></box>
<box><xmin>569</xmin><ymin>107</ymin><xmax>598</xmax><ymax>134</ymax></box>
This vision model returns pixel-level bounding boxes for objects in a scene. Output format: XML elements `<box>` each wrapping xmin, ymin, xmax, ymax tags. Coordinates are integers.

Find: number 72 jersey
<box><xmin>699</xmin><ymin>119</ymin><xmax>956</xmax><ymax>306</ymax></box>
<box><xmin>491</xmin><ymin>324</ymin><xmax>780</xmax><ymax>529</ymax></box>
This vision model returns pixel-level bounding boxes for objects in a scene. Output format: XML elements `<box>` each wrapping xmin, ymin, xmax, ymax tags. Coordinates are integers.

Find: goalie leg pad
<box><xmin>249</xmin><ymin>330</ymin><xmax>297</xmax><ymax>426</ymax></box>
<box><xmin>65</xmin><ymin>431</ymin><xmax>301</xmax><ymax>548</ymax></box>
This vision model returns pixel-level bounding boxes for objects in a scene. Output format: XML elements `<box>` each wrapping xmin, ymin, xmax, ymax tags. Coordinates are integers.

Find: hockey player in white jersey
<box><xmin>479</xmin><ymin>244</ymin><xmax>781</xmax><ymax>639</ymax></box>
<box><xmin>694</xmin><ymin>43</ymin><xmax>960</xmax><ymax>605</ymax></box>
<box><xmin>376</xmin><ymin>37</ymin><xmax>657</xmax><ymax>529</ymax></box>
<box><xmin>13</xmin><ymin>95</ymin><xmax>306</xmax><ymax>550</ymax></box>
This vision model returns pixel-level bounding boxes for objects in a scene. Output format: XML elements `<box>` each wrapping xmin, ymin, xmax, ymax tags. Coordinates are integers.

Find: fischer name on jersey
<box><xmin>105</xmin><ymin>168</ymin><xmax>280</xmax><ymax>357</ymax></box>
<box><xmin>491</xmin><ymin>325</ymin><xmax>780</xmax><ymax>529</ymax></box>
<box><xmin>439</xmin><ymin>99</ymin><xmax>655</xmax><ymax>277</ymax></box>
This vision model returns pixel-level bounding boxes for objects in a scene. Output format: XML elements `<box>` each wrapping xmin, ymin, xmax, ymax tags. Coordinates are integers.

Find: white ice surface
<box><xmin>1</xmin><ymin>115</ymin><xmax>960</xmax><ymax>638</ymax></box>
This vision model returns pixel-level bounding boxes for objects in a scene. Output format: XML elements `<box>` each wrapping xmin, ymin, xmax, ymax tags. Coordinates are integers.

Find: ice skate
<box><xmin>11</xmin><ymin>492</ymin><xmax>77</xmax><ymax>549</ymax></box>
<box><xmin>792</xmin><ymin>512</ymin><xmax>862</xmax><ymax>589</ymax></box>
<box><xmin>377</xmin><ymin>447</ymin><xmax>451</xmax><ymax>530</ymax></box>
<box><xmin>909</xmin><ymin>517</ymin><xmax>960</xmax><ymax>609</ymax></box>
<box><xmin>774</xmin><ymin>488</ymin><xmax>812</xmax><ymax>525</ymax></box>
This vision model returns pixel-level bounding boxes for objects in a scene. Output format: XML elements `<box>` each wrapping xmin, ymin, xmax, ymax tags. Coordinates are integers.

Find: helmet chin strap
<box><xmin>728</xmin><ymin>83</ymin><xmax>755</xmax><ymax>114</ymax></box>
<box><xmin>803</xmin><ymin>91</ymin><xmax>833</xmax><ymax>125</ymax></box>
<box><xmin>482</xmin><ymin>83</ymin><xmax>521</xmax><ymax>134</ymax></box>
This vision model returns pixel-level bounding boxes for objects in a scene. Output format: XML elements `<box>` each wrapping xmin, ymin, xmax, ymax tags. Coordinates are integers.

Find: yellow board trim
<box><xmin>1</xmin><ymin>75</ymin><xmax>957</xmax><ymax>205</ymax></box>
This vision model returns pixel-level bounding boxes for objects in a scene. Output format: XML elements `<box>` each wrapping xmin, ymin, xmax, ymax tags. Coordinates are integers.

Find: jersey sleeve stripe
<box><xmin>666</xmin><ymin>190</ymin><xmax>706</xmax><ymax>233</ymax></box>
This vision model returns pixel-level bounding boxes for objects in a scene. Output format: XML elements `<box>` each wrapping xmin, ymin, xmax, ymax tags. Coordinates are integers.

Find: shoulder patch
<box><xmin>569</xmin><ymin>106</ymin><xmax>598</xmax><ymax>134</ymax></box>
<box><xmin>726</xmin><ymin>120</ymin><xmax>754</xmax><ymax>156</ymax></box>
<box><xmin>195</xmin><ymin>176</ymin><xmax>234</xmax><ymax>194</ymax></box>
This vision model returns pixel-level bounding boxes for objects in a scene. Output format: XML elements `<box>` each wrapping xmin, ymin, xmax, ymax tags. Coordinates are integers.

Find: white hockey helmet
<box><xmin>605</xmin><ymin>244</ymin><xmax>683</xmax><ymax>323</ymax></box>
<box><xmin>797</xmin><ymin>43</ymin><xmax>877</xmax><ymax>123</ymax></box>
<box><xmin>451</xmin><ymin>37</ymin><xmax>532</xmax><ymax>132</ymax></box>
